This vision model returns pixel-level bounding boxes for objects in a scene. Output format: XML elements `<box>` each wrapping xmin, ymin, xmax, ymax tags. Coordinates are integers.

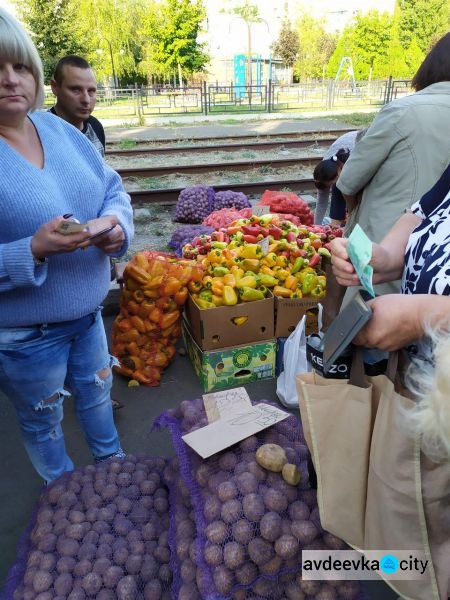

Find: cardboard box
<box><xmin>182</xmin><ymin>319</ymin><xmax>276</xmax><ymax>392</ymax></box>
<box><xmin>275</xmin><ymin>297</ymin><xmax>320</xmax><ymax>338</ymax></box>
<box><xmin>184</xmin><ymin>292</ymin><xmax>274</xmax><ymax>351</ymax></box>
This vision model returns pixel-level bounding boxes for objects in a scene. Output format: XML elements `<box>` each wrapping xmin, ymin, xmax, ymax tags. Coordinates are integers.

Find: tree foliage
<box><xmin>142</xmin><ymin>0</ymin><xmax>209</xmax><ymax>82</ymax></box>
<box><xmin>294</xmin><ymin>12</ymin><xmax>336</xmax><ymax>80</ymax></box>
<box><xmin>397</xmin><ymin>0</ymin><xmax>450</xmax><ymax>53</ymax></box>
<box><xmin>271</xmin><ymin>17</ymin><xmax>299</xmax><ymax>68</ymax></box>
<box><xmin>17</xmin><ymin>0</ymin><xmax>88</xmax><ymax>81</ymax></box>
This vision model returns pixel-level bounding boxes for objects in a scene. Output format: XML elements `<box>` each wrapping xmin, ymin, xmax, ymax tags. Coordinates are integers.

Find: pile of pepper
<box><xmin>112</xmin><ymin>251</ymin><xmax>203</xmax><ymax>385</ymax></box>
<box><xmin>183</xmin><ymin>215</ymin><xmax>342</xmax><ymax>306</ymax></box>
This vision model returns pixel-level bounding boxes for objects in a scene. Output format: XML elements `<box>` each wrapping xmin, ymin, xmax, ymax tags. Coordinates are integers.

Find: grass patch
<box><xmin>331</xmin><ymin>112</ymin><xmax>378</xmax><ymax>128</ymax></box>
<box><xmin>119</xmin><ymin>139</ymin><xmax>138</xmax><ymax>150</ymax></box>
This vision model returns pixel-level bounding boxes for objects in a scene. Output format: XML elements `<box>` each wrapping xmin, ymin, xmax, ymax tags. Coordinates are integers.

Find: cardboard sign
<box><xmin>257</xmin><ymin>237</ymin><xmax>270</xmax><ymax>255</ymax></box>
<box><xmin>203</xmin><ymin>387</ymin><xmax>252</xmax><ymax>423</ymax></box>
<box><xmin>252</xmin><ymin>206</ymin><xmax>271</xmax><ymax>216</ymax></box>
<box><xmin>182</xmin><ymin>401</ymin><xmax>289</xmax><ymax>459</ymax></box>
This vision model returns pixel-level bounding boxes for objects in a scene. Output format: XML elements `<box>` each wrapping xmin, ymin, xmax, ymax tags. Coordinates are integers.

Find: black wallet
<box><xmin>321</xmin><ymin>290</ymin><xmax>373</xmax><ymax>374</ymax></box>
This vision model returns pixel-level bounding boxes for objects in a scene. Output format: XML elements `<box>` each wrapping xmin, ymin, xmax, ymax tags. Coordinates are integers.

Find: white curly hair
<box><xmin>402</xmin><ymin>326</ymin><xmax>450</xmax><ymax>463</ymax></box>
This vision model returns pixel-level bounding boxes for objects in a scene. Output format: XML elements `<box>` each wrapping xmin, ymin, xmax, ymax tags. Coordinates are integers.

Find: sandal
<box><xmin>112</xmin><ymin>399</ymin><xmax>124</xmax><ymax>410</ymax></box>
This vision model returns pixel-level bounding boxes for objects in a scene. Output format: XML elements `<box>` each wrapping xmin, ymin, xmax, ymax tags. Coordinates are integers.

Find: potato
<box><xmin>85</xmin><ymin>507</ymin><xmax>99</xmax><ymax>523</ymax></box>
<box><xmin>53</xmin><ymin>519</ymin><xmax>70</xmax><ymax>537</ymax></box>
<box><xmin>103</xmin><ymin>565</ymin><xmax>124</xmax><ymax>588</ymax></box>
<box><xmin>56</xmin><ymin>556</ymin><xmax>76</xmax><ymax>574</ymax></box>
<box><xmin>140</xmin><ymin>557</ymin><xmax>158</xmax><ymax>583</ymax></box>
<box><xmin>282</xmin><ymin>463</ymin><xmax>301</xmax><ymax>486</ymax></box>
<box><xmin>154</xmin><ymin>497</ymin><xmax>169</xmax><ymax>514</ymax></box>
<box><xmin>129</xmin><ymin>539</ymin><xmax>145</xmax><ymax>555</ymax></box>
<box><xmin>97</xmin><ymin>590</ymin><xmax>116</xmax><ymax>600</ymax></box>
<box><xmin>140</xmin><ymin>496</ymin><xmax>154</xmax><ymax>510</ymax></box>
<box><xmin>323</xmin><ymin>532</ymin><xmax>347</xmax><ymax>550</ymax></box>
<box><xmin>235</xmin><ymin>561</ymin><xmax>258</xmax><ymax>586</ymax></box>
<box><xmin>67</xmin><ymin>587</ymin><xmax>87</xmax><ymax>600</ymax></box>
<box><xmin>275</xmin><ymin>534</ymin><xmax>299</xmax><ymax>559</ymax></box>
<box><xmin>213</xmin><ymin>565</ymin><xmax>234</xmax><ymax>595</ymax></box>
<box><xmin>47</xmin><ymin>483</ymin><xmax>67</xmax><ymax>505</ymax></box>
<box><xmin>54</xmin><ymin>572</ymin><xmax>73</xmax><ymax>596</ymax></box>
<box><xmin>288</xmin><ymin>500</ymin><xmax>310</xmax><ymax>522</ymax></box>
<box><xmin>291</xmin><ymin>520</ymin><xmax>318</xmax><ymax>544</ymax></box>
<box><xmin>205</xmin><ymin>520</ymin><xmax>227</xmax><ymax>544</ymax></box>
<box><xmin>140</xmin><ymin>479</ymin><xmax>157</xmax><ymax>495</ymax></box>
<box><xmin>83</xmin><ymin>530</ymin><xmax>99</xmax><ymax>546</ymax></box>
<box><xmin>141</xmin><ymin>522</ymin><xmax>157</xmax><ymax>541</ymax></box>
<box><xmin>85</xmin><ymin>493</ymin><xmax>102</xmax><ymax>509</ymax></box>
<box><xmin>180</xmin><ymin>558</ymin><xmax>196</xmax><ymax>583</ymax></box>
<box><xmin>114</xmin><ymin>516</ymin><xmax>133</xmax><ymax>536</ymax></box>
<box><xmin>284</xmin><ymin>580</ymin><xmax>305</xmax><ymax>600</ymax></box>
<box><xmin>32</xmin><ymin>570</ymin><xmax>52</xmax><ymax>593</ymax></box>
<box><xmin>37</xmin><ymin>508</ymin><xmax>53</xmax><ymax>525</ymax></box>
<box><xmin>97</xmin><ymin>543</ymin><xmax>113</xmax><ymax>560</ymax></box>
<box><xmin>116</xmin><ymin>472</ymin><xmax>132</xmax><ymax>487</ymax></box>
<box><xmin>40</xmin><ymin>553</ymin><xmax>56</xmax><ymax>571</ymax></box>
<box><xmin>73</xmin><ymin>559</ymin><xmax>91</xmax><ymax>578</ymax></box>
<box><xmin>246</xmin><ymin>461</ymin><xmax>266</xmax><ymax>482</ymax></box>
<box><xmin>256</xmin><ymin>444</ymin><xmax>288</xmax><ymax>472</ymax></box>
<box><xmin>247</xmin><ymin>537</ymin><xmax>274</xmax><ymax>565</ymax></box>
<box><xmin>260</xmin><ymin>512</ymin><xmax>282</xmax><ymax>542</ymax></box>
<box><xmin>126</xmin><ymin>554</ymin><xmax>143</xmax><ymax>574</ymax></box>
<box><xmin>178</xmin><ymin>582</ymin><xmax>199</xmax><ymax>600</ymax></box>
<box><xmin>158</xmin><ymin>564</ymin><xmax>172</xmax><ymax>585</ymax></box>
<box><xmin>337</xmin><ymin>581</ymin><xmax>360</xmax><ymax>599</ymax></box>
<box><xmin>57</xmin><ymin>537</ymin><xmax>79</xmax><ymax>557</ymax></box>
<box><xmin>99</xmin><ymin>532</ymin><xmax>115</xmax><ymax>546</ymax></box>
<box><xmin>154</xmin><ymin>545</ymin><xmax>170</xmax><ymax>564</ymax></box>
<box><xmin>263</xmin><ymin>488</ymin><xmax>288</xmax><ymax>513</ymax></box>
<box><xmin>242</xmin><ymin>493</ymin><xmax>265</xmax><ymax>523</ymax></box>
<box><xmin>34</xmin><ymin>592</ymin><xmax>53</xmax><ymax>600</ymax></box>
<box><xmin>316</xmin><ymin>584</ymin><xmax>338</xmax><ymax>600</ymax></box>
<box><xmin>58</xmin><ymin>491</ymin><xmax>78</xmax><ymax>508</ymax></box>
<box><xmin>218</xmin><ymin>451</ymin><xmax>238</xmax><ymax>471</ymax></box>
<box><xmin>93</xmin><ymin>557</ymin><xmax>111</xmax><ymax>576</ymax></box>
<box><xmin>235</xmin><ymin>472</ymin><xmax>259</xmax><ymax>495</ymax></box>
<box><xmin>223</xmin><ymin>541</ymin><xmax>246</xmax><ymax>569</ymax></box>
<box><xmin>31</xmin><ymin>523</ymin><xmax>52</xmax><ymax>544</ymax></box>
<box><xmin>176</xmin><ymin>539</ymin><xmax>190</xmax><ymax>562</ymax></box>
<box><xmin>204</xmin><ymin>543</ymin><xmax>223</xmax><ymax>567</ymax></box>
<box><xmin>143</xmin><ymin>579</ymin><xmax>162</xmax><ymax>600</ymax></box>
<box><xmin>65</xmin><ymin>523</ymin><xmax>87</xmax><ymax>541</ymax></box>
<box><xmin>38</xmin><ymin>532</ymin><xmax>57</xmax><ymax>553</ymax></box>
<box><xmin>231</xmin><ymin>519</ymin><xmax>254</xmax><ymax>544</ymax></box>
<box><xmin>259</xmin><ymin>554</ymin><xmax>283</xmax><ymax>576</ymax></box>
<box><xmin>27</xmin><ymin>550</ymin><xmax>43</xmax><ymax>569</ymax></box>
<box><xmin>77</xmin><ymin>542</ymin><xmax>97</xmax><ymax>561</ymax></box>
<box><xmin>217</xmin><ymin>481</ymin><xmax>238</xmax><ymax>502</ymax></box>
<box><xmin>221</xmin><ymin>499</ymin><xmax>242</xmax><ymax>524</ymax></box>
<box><xmin>203</xmin><ymin>496</ymin><xmax>221</xmax><ymax>522</ymax></box>
<box><xmin>129</xmin><ymin>506</ymin><xmax>149</xmax><ymax>525</ymax></box>
<box><xmin>298</xmin><ymin>578</ymin><xmax>321</xmax><ymax>595</ymax></box>
<box><xmin>113</xmin><ymin>546</ymin><xmax>128</xmax><ymax>566</ymax></box>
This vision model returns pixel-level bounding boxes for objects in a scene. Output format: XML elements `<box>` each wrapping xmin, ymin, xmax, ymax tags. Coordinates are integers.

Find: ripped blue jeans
<box><xmin>0</xmin><ymin>307</ymin><xmax>122</xmax><ymax>483</ymax></box>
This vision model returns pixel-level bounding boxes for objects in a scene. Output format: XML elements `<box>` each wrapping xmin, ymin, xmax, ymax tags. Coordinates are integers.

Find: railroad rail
<box><xmin>108</xmin><ymin>136</ymin><xmax>335</xmax><ymax>157</ymax></box>
<box><xmin>128</xmin><ymin>178</ymin><xmax>317</xmax><ymax>205</ymax></box>
<box><xmin>106</xmin><ymin>127</ymin><xmax>355</xmax><ymax>153</ymax></box>
<box><xmin>117</xmin><ymin>155</ymin><xmax>321</xmax><ymax>178</ymax></box>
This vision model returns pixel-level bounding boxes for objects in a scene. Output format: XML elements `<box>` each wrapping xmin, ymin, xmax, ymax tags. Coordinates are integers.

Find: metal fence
<box><xmin>43</xmin><ymin>78</ymin><xmax>413</xmax><ymax>119</ymax></box>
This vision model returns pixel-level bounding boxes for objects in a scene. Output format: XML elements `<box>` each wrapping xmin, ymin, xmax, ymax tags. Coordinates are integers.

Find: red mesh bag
<box><xmin>258</xmin><ymin>191</ymin><xmax>314</xmax><ymax>225</ymax></box>
<box><xmin>112</xmin><ymin>251</ymin><xmax>203</xmax><ymax>386</ymax></box>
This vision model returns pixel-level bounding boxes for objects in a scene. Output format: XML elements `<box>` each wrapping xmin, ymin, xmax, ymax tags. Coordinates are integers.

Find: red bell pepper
<box><xmin>268</xmin><ymin>226</ymin><xmax>282</xmax><ymax>240</ymax></box>
<box><xmin>243</xmin><ymin>234</ymin><xmax>259</xmax><ymax>244</ymax></box>
<box><xmin>309</xmin><ymin>253</ymin><xmax>320</xmax><ymax>268</ymax></box>
<box><xmin>242</xmin><ymin>225</ymin><xmax>261</xmax><ymax>237</ymax></box>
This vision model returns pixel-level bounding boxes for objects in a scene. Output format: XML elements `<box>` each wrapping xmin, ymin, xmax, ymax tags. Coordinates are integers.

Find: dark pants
<box><xmin>330</xmin><ymin>184</ymin><xmax>347</xmax><ymax>221</ymax></box>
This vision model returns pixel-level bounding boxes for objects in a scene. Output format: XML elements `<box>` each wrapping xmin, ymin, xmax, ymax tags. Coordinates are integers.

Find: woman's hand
<box><xmin>92</xmin><ymin>223</ymin><xmax>125</xmax><ymax>254</ymax></box>
<box><xmin>31</xmin><ymin>217</ymin><xmax>92</xmax><ymax>259</ymax></box>
<box><xmin>329</xmin><ymin>238</ymin><xmax>361</xmax><ymax>286</ymax></box>
<box><xmin>353</xmin><ymin>295</ymin><xmax>425</xmax><ymax>351</ymax></box>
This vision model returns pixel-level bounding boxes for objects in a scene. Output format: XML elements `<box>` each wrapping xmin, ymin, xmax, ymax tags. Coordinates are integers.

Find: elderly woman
<box><xmin>0</xmin><ymin>9</ymin><xmax>134</xmax><ymax>483</ymax></box>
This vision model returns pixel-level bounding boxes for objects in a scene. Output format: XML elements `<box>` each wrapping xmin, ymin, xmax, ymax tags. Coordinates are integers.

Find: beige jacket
<box><xmin>337</xmin><ymin>81</ymin><xmax>450</xmax><ymax>293</ymax></box>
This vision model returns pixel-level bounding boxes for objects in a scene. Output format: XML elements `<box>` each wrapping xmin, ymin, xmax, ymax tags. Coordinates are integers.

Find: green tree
<box><xmin>397</xmin><ymin>0</ymin><xmax>450</xmax><ymax>53</ymax></box>
<box><xmin>227</xmin><ymin>1</ymin><xmax>264</xmax><ymax>86</ymax></box>
<box><xmin>143</xmin><ymin>0</ymin><xmax>209</xmax><ymax>85</ymax></box>
<box><xmin>294</xmin><ymin>12</ymin><xmax>336</xmax><ymax>80</ymax></box>
<box><xmin>327</xmin><ymin>11</ymin><xmax>393</xmax><ymax>80</ymax></box>
<box><xmin>271</xmin><ymin>17</ymin><xmax>299</xmax><ymax>82</ymax></box>
<box><xmin>17</xmin><ymin>0</ymin><xmax>88</xmax><ymax>81</ymax></box>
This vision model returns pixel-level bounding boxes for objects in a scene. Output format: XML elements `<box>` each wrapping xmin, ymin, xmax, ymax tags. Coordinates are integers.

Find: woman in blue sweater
<box><xmin>0</xmin><ymin>9</ymin><xmax>134</xmax><ymax>483</ymax></box>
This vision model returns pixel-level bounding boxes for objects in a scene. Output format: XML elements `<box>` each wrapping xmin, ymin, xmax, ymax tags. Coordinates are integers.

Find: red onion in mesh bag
<box><xmin>212</xmin><ymin>191</ymin><xmax>250</xmax><ymax>211</ymax></box>
<box><xmin>173</xmin><ymin>186</ymin><xmax>215</xmax><ymax>224</ymax></box>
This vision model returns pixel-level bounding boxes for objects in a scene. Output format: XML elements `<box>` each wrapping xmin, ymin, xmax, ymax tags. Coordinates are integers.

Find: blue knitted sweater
<box><xmin>0</xmin><ymin>111</ymin><xmax>134</xmax><ymax>327</ymax></box>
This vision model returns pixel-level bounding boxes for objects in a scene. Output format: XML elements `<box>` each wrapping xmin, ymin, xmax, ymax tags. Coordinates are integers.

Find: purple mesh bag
<box><xmin>154</xmin><ymin>399</ymin><xmax>368</xmax><ymax>600</ymax></box>
<box><xmin>173</xmin><ymin>187</ymin><xmax>216</xmax><ymax>224</ymax></box>
<box><xmin>2</xmin><ymin>455</ymin><xmax>172</xmax><ymax>600</ymax></box>
<box><xmin>168</xmin><ymin>225</ymin><xmax>214</xmax><ymax>257</ymax></box>
<box><xmin>212</xmin><ymin>191</ymin><xmax>250</xmax><ymax>211</ymax></box>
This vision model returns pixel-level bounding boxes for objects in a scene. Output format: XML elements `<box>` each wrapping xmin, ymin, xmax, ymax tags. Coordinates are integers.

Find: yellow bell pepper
<box><xmin>195</xmin><ymin>298</ymin><xmax>216</xmax><ymax>309</ymax></box>
<box><xmin>273</xmin><ymin>285</ymin><xmax>292</xmax><ymax>298</ymax></box>
<box><xmin>317</xmin><ymin>275</ymin><xmax>327</xmax><ymax>288</ymax></box>
<box><xmin>238</xmin><ymin>275</ymin><xmax>257</xmax><ymax>288</ymax></box>
<box><xmin>284</xmin><ymin>275</ymin><xmax>298</xmax><ymax>291</ymax></box>
<box><xmin>275</xmin><ymin>268</ymin><xmax>290</xmax><ymax>281</ymax></box>
<box><xmin>211</xmin><ymin>281</ymin><xmax>224</xmax><ymax>297</ymax></box>
<box><xmin>231</xmin><ymin>316</ymin><xmax>248</xmax><ymax>326</ymax></box>
<box><xmin>223</xmin><ymin>286</ymin><xmax>238</xmax><ymax>306</ymax></box>
<box><xmin>207</xmin><ymin>249</ymin><xmax>225</xmax><ymax>264</ymax></box>
<box><xmin>239</xmin><ymin>244</ymin><xmax>262</xmax><ymax>259</ymax></box>
<box><xmin>241</xmin><ymin>259</ymin><xmax>260</xmax><ymax>273</ymax></box>
<box><xmin>260</xmin><ymin>266</ymin><xmax>275</xmax><ymax>276</ymax></box>
<box><xmin>259</xmin><ymin>274</ymin><xmax>278</xmax><ymax>287</ymax></box>
<box><xmin>262</xmin><ymin>252</ymin><xmax>278</xmax><ymax>267</ymax></box>
<box><xmin>202</xmin><ymin>275</ymin><xmax>213</xmax><ymax>288</ymax></box>
<box><xmin>238</xmin><ymin>287</ymin><xmax>265</xmax><ymax>302</ymax></box>
<box><xmin>223</xmin><ymin>274</ymin><xmax>236</xmax><ymax>287</ymax></box>
<box><xmin>231</xmin><ymin>266</ymin><xmax>244</xmax><ymax>281</ymax></box>
<box><xmin>212</xmin><ymin>294</ymin><xmax>224</xmax><ymax>306</ymax></box>
<box><xmin>276</xmin><ymin>255</ymin><xmax>289</xmax><ymax>268</ymax></box>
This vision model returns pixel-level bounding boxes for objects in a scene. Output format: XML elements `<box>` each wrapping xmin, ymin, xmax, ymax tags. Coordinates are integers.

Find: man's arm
<box><xmin>336</xmin><ymin>106</ymin><xmax>404</xmax><ymax>196</ymax></box>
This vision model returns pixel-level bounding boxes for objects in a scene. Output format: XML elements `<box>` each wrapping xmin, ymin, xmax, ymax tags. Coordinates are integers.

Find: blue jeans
<box><xmin>0</xmin><ymin>308</ymin><xmax>122</xmax><ymax>483</ymax></box>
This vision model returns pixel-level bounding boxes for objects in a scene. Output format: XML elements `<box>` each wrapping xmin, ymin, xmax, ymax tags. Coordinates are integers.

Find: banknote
<box><xmin>347</xmin><ymin>224</ymin><xmax>375</xmax><ymax>297</ymax></box>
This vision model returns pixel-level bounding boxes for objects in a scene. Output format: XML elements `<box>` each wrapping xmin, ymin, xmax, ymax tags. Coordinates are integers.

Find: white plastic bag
<box><xmin>276</xmin><ymin>316</ymin><xmax>309</xmax><ymax>408</ymax></box>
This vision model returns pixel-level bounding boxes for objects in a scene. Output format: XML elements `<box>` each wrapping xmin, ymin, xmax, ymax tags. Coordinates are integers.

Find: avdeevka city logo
<box><xmin>380</xmin><ymin>554</ymin><xmax>399</xmax><ymax>574</ymax></box>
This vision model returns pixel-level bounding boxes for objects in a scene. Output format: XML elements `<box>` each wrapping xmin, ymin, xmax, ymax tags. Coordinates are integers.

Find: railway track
<box><xmin>107</xmin><ymin>127</ymin><xmax>354</xmax><ymax>155</ymax></box>
<box><xmin>128</xmin><ymin>177</ymin><xmax>317</xmax><ymax>205</ymax></box>
<box><xmin>117</xmin><ymin>155</ymin><xmax>321</xmax><ymax>178</ymax></box>
<box><xmin>108</xmin><ymin>136</ymin><xmax>336</xmax><ymax>157</ymax></box>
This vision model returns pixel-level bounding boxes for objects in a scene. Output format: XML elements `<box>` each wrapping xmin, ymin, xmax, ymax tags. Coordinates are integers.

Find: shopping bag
<box><xmin>296</xmin><ymin>352</ymin><xmax>445</xmax><ymax>600</ymax></box>
<box><xmin>276</xmin><ymin>316</ymin><xmax>309</xmax><ymax>408</ymax></box>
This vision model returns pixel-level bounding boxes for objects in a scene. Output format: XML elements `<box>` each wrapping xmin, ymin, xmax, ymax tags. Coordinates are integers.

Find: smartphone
<box><xmin>87</xmin><ymin>225</ymin><xmax>115</xmax><ymax>241</ymax></box>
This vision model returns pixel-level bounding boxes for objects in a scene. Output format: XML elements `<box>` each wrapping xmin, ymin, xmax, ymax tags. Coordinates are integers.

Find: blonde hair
<box><xmin>402</xmin><ymin>326</ymin><xmax>450</xmax><ymax>463</ymax></box>
<box><xmin>0</xmin><ymin>7</ymin><xmax>45</xmax><ymax>110</ymax></box>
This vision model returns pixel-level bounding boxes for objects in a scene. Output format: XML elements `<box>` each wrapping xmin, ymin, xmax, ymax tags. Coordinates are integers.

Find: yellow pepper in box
<box><xmin>295</xmin><ymin>267</ymin><xmax>317</xmax><ymax>284</ymax></box>
<box><xmin>238</xmin><ymin>287</ymin><xmax>265</xmax><ymax>302</ymax></box>
<box><xmin>275</xmin><ymin>268</ymin><xmax>290</xmax><ymax>282</ymax></box>
<box><xmin>223</xmin><ymin>274</ymin><xmax>236</xmax><ymax>287</ymax></box>
<box><xmin>211</xmin><ymin>281</ymin><xmax>224</xmax><ymax>297</ymax></box>
<box><xmin>207</xmin><ymin>250</ymin><xmax>224</xmax><ymax>264</ymax></box>
<box><xmin>238</xmin><ymin>275</ymin><xmax>257</xmax><ymax>288</ymax></box>
<box><xmin>188</xmin><ymin>280</ymin><xmax>202</xmax><ymax>293</ymax></box>
<box><xmin>292</xmin><ymin>289</ymin><xmax>303</xmax><ymax>298</ymax></box>
<box><xmin>195</xmin><ymin>298</ymin><xmax>216</xmax><ymax>309</ymax></box>
<box><xmin>241</xmin><ymin>259</ymin><xmax>260</xmax><ymax>273</ymax></box>
<box><xmin>260</xmin><ymin>266</ymin><xmax>275</xmax><ymax>277</ymax></box>
<box><xmin>202</xmin><ymin>276</ymin><xmax>213</xmax><ymax>289</ymax></box>
<box><xmin>284</xmin><ymin>275</ymin><xmax>298</xmax><ymax>291</ymax></box>
<box><xmin>302</xmin><ymin>273</ymin><xmax>318</xmax><ymax>295</ymax></box>
<box><xmin>240</xmin><ymin>244</ymin><xmax>262</xmax><ymax>259</ymax></box>
<box><xmin>259</xmin><ymin>274</ymin><xmax>278</xmax><ymax>287</ymax></box>
<box><xmin>273</xmin><ymin>285</ymin><xmax>292</xmax><ymax>298</ymax></box>
<box><xmin>262</xmin><ymin>252</ymin><xmax>278</xmax><ymax>267</ymax></box>
<box><xmin>310</xmin><ymin>285</ymin><xmax>326</xmax><ymax>299</ymax></box>
<box><xmin>223</xmin><ymin>286</ymin><xmax>238</xmax><ymax>306</ymax></box>
<box><xmin>232</xmin><ymin>316</ymin><xmax>248</xmax><ymax>326</ymax></box>
<box><xmin>276</xmin><ymin>255</ymin><xmax>289</xmax><ymax>268</ymax></box>
<box><xmin>317</xmin><ymin>275</ymin><xmax>326</xmax><ymax>288</ymax></box>
<box><xmin>213</xmin><ymin>266</ymin><xmax>229</xmax><ymax>277</ymax></box>
<box><xmin>212</xmin><ymin>294</ymin><xmax>224</xmax><ymax>306</ymax></box>
<box><xmin>231</xmin><ymin>266</ymin><xmax>244</xmax><ymax>282</ymax></box>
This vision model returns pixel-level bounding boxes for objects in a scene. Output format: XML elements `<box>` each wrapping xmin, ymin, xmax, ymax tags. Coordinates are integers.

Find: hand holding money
<box><xmin>31</xmin><ymin>216</ymin><xmax>92</xmax><ymax>259</ymax></box>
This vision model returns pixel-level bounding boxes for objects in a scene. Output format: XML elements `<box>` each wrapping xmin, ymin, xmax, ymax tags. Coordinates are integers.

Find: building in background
<box><xmin>200</xmin><ymin>0</ymin><xmax>396</xmax><ymax>84</ymax></box>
